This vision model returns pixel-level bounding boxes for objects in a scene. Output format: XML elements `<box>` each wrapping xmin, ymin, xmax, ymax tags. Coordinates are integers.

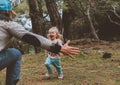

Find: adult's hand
<box><xmin>60</xmin><ymin>40</ymin><xmax>80</xmax><ymax>58</ymax></box>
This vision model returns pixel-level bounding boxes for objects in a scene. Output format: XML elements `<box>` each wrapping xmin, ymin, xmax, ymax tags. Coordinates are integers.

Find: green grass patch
<box><xmin>0</xmin><ymin>52</ymin><xmax>120</xmax><ymax>85</ymax></box>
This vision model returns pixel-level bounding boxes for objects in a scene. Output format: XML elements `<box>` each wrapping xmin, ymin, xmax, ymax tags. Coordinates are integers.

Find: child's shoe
<box><xmin>45</xmin><ymin>72</ymin><xmax>52</xmax><ymax>77</ymax></box>
<box><xmin>58</xmin><ymin>74</ymin><xmax>64</xmax><ymax>79</ymax></box>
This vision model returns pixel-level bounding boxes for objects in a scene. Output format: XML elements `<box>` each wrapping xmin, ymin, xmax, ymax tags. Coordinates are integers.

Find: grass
<box><xmin>0</xmin><ymin>50</ymin><xmax>120</xmax><ymax>85</ymax></box>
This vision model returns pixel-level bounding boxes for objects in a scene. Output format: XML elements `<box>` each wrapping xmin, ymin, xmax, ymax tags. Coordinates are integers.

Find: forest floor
<box><xmin>0</xmin><ymin>40</ymin><xmax>120</xmax><ymax>85</ymax></box>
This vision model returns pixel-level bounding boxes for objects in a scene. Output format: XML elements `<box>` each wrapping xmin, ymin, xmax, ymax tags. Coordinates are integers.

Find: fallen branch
<box><xmin>107</xmin><ymin>14</ymin><xmax>120</xmax><ymax>26</ymax></box>
<box><xmin>111</xmin><ymin>6</ymin><xmax>120</xmax><ymax>19</ymax></box>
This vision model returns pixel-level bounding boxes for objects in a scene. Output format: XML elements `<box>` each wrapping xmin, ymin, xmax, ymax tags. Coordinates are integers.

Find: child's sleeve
<box><xmin>57</xmin><ymin>39</ymin><xmax>63</xmax><ymax>46</ymax></box>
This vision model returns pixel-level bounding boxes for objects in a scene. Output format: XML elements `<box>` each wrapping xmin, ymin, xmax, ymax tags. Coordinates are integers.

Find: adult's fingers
<box><xmin>64</xmin><ymin>40</ymin><xmax>70</xmax><ymax>46</ymax></box>
<box><xmin>65</xmin><ymin>51</ymin><xmax>79</xmax><ymax>59</ymax></box>
<box><xmin>67</xmin><ymin>53</ymin><xmax>74</xmax><ymax>59</ymax></box>
<box><xmin>69</xmin><ymin>47</ymin><xmax>79</xmax><ymax>50</ymax></box>
<box><xmin>69</xmin><ymin>47</ymin><xmax>80</xmax><ymax>53</ymax></box>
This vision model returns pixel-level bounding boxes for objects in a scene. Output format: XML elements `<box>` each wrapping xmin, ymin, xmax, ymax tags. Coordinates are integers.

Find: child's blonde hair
<box><xmin>47</xmin><ymin>27</ymin><xmax>63</xmax><ymax>39</ymax></box>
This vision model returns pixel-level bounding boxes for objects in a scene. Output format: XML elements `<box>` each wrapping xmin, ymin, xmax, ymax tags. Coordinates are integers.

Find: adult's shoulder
<box><xmin>0</xmin><ymin>21</ymin><xmax>7</xmax><ymax>27</ymax></box>
<box><xmin>7</xmin><ymin>21</ymin><xmax>22</xmax><ymax>27</ymax></box>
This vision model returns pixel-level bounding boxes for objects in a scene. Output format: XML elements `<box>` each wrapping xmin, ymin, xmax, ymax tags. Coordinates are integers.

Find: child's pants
<box><xmin>0</xmin><ymin>48</ymin><xmax>22</xmax><ymax>85</ymax></box>
<box><xmin>45</xmin><ymin>57</ymin><xmax>62</xmax><ymax>74</ymax></box>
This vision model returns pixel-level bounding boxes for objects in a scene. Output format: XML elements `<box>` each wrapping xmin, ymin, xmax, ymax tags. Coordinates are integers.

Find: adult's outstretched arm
<box><xmin>5</xmin><ymin>21</ymin><xmax>79</xmax><ymax>56</ymax></box>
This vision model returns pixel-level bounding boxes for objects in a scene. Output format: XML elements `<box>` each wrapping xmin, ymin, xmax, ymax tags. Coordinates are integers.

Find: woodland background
<box><xmin>0</xmin><ymin>0</ymin><xmax>120</xmax><ymax>85</ymax></box>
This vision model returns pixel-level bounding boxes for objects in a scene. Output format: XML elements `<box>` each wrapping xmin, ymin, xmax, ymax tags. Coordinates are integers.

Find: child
<box><xmin>45</xmin><ymin>27</ymin><xmax>63</xmax><ymax>79</ymax></box>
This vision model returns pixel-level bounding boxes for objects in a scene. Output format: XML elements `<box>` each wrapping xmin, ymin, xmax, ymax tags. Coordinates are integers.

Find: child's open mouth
<box><xmin>50</xmin><ymin>35</ymin><xmax>54</xmax><ymax>38</ymax></box>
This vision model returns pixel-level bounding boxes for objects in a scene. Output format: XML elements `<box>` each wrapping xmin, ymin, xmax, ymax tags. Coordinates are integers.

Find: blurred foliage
<box><xmin>13</xmin><ymin>0</ymin><xmax>120</xmax><ymax>17</ymax></box>
<box><xmin>13</xmin><ymin>0</ymin><xmax>29</xmax><ymax>15</ymax></box>
<box><xmin>13</xmin><ymin>0</ymin><xmax>120</xmax><ymax>41</ymax></box>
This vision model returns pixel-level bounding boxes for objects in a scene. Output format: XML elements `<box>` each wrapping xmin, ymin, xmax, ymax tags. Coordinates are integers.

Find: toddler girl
<box><xmin>45</xmin><ymin>27</ymin><xmax>63</xmax><ymax>79</ymax></box>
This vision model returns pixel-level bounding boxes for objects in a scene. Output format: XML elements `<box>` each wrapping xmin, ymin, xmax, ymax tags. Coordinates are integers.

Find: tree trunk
<box><xmin>45</xmin><ymin>0</ymin><xmax>63</xmax><ymax>33</ymax></box>
<box><xmin>86</xmin><ymin>0</ymin><xmax>99</xmax><ymax>41</ymax></box>
<box><xmin>62</xmin><ymin>0</ymin><xmax>76</xmax><ymax>40</ymax></box>
<box><xmin>37</xmin><ymin>0</ymin><xmax>46</xmax><ymax>36</ymax></box>
<box><xmin>28</xmin><ymin>0</ymin><xmax>46</xmax><ymax>53</ymax></box>
<box><xmin>62</xmin><ymin>9</ymin><xmax>75</xmax><ymax>40</ymax></box>
<box><xmin>62</xmin><ymin>10</ymin><xmax>70</xmax><ymax>40</ymax></box>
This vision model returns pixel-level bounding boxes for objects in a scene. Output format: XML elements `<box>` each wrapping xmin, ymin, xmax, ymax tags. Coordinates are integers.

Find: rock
<box><xmin>24</xmin><ymin>19</ymin><xmax>32</xmax><ymax>31</ymax></box>
<box><xmin>80</xmin><ymin>48</ymin><xmax>91</xmax><ymax>55</ymax></box>
<box><xmin>11</xmin><ymin>0</ymin><xmax>24</xmax><ymax>6</ymax></box>
<box><xmin>97</xmin><ymin>50</ymin><xmax>105</xmax><ymax>54</ymax></box>
<box><xmin>13</xmin><ymin>14</ymin><xmax>32</xmax><ymax>31</ymax></box>
<box><xmin>102</xmin><ymin>52</ymin><xmax>112</xmax><ymax>59</ymax></box>
<box><xmin>21</xmin><ymin>17</ymin><xmax>27</xmax><ymax>25</ymax></box>
<box><xmin>13</xmin><ymin>13</ymin><xmax>50</xmax><ymax>32</ymax></box>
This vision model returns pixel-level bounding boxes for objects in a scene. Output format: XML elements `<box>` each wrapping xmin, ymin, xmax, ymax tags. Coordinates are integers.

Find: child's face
<box><xmin>48</xmin><ymin>29</ymin><xmax>57</xmax><ymax>40</ymax></box>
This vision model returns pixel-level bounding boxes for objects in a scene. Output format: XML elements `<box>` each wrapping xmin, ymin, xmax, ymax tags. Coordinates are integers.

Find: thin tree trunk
<box><xmin>87</xmin><ymin>0</ymin><xmax>99</xmax><ymax>40</ymax></box>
